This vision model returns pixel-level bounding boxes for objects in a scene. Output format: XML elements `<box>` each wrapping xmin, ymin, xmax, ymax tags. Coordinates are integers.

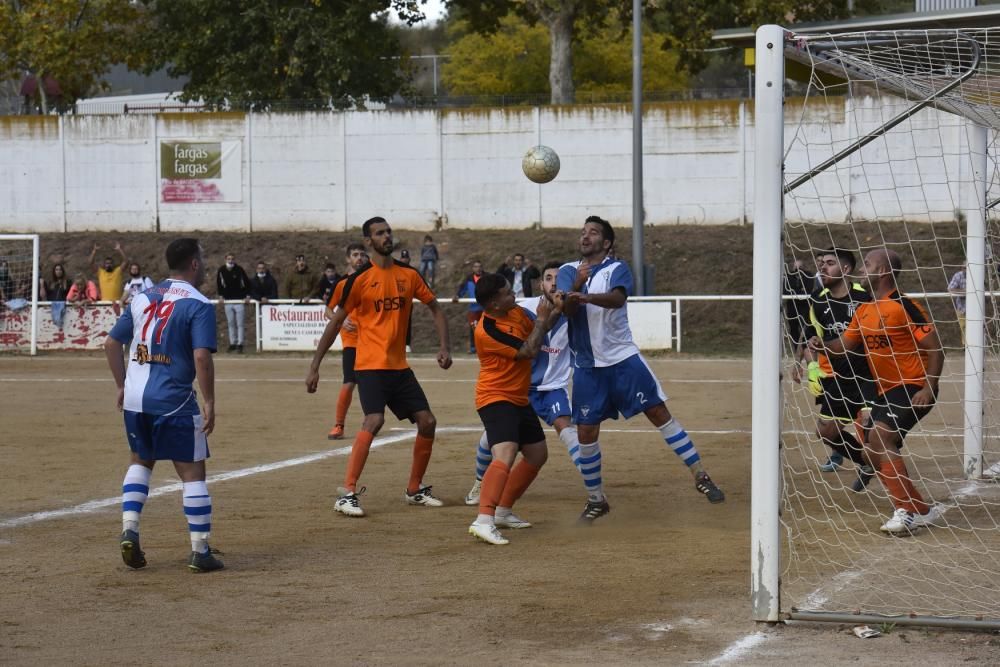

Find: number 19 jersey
<box><xmin>108</xmin><ymin>279</ymin><xmax>217</xmax><ymax>416</ymax></box>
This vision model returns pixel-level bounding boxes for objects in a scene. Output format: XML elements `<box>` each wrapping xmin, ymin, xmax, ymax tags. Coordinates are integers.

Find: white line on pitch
<box><xmin>0</xmin><ymin>428</ymin><xmax>455</xmax><ymax>529</ymax></box>
<box><xmin>705</xmin><ymin>632</ymin><xmax>770</xmax><ymax>665</ymax></box>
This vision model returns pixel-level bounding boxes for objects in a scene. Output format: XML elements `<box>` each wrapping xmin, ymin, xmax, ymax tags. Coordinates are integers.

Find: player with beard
<box><xmin>306</xmin><ymin>217</ymin><xmax>453</xmax><ymax>517</ymax></box>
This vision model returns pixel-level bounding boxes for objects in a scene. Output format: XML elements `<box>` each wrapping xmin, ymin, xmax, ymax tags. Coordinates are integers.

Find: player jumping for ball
<box><xmin>464</xmin><ymin>261</ymin><xmax>583</xmax><ymax>506</ymax></box>
<box><xmin>306</xmin><ymin>217</ymin><xmax>453</xmax><ymax>517</ymax></box>
<box><xmin>557</xmin><ymin>216</ymin><xmax>725</xmax><ymax>522</ymax></box>
<box><xmin>104</xmin><ymin>238</ymin><xmax>224</xmax><ymax>572</ymax></box>
<box><xmin>467</xmin><ymin>272</ymin><xmax>565</xmax><ymax>545</ymax></box>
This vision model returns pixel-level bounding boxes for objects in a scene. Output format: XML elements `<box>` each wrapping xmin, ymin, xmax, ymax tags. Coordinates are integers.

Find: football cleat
<box><xmin>404</xmin><ymin>485</ymin><xmax>444</xmax><ymax>507</ymax></box>
<box><xmin>120</xmin><ymin>529</ymin><xmax>147</xmax><ymax>569</ymax></box>
<box><xmin>468</xmin><ymin>522</ymin><xmax>509</xmax><ymax>545</ymax></box>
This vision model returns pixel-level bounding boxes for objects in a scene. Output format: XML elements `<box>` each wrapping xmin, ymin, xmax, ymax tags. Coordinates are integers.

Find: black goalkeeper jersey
<box><xmin>808</xmin><ymin>283</ymin><xmax>872</xmax><ymax>381</ymax></box>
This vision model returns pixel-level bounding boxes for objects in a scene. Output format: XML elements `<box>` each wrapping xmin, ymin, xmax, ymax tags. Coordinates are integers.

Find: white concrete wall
<box><xmin>0</xmin><ymin>97</ymin><xmax>995</xmax><ymax>233</ymax></box>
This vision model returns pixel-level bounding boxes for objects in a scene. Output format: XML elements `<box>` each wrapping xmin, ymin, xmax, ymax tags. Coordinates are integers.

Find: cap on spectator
<box><xmin>400</xmin><ymin>249</ymin><xmax>410</xmax><ymax>258</ymax></box>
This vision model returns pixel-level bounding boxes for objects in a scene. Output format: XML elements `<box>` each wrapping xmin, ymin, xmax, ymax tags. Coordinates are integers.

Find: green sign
<box><xmin>160</xmin><ymin>142</ymin><xmax>222</xmax><ymax>179</ymax></box>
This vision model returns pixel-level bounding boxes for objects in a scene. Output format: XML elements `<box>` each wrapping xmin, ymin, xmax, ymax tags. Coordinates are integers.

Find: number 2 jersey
<box><xmin>808</xmin><ymin>283</ymin><xmax>873</xmax><ymax>388</ymax></box>
<box><xmin>108</xmin><ymin>279</ymin><xmax>217</xmax><ymax>416</ymax></box>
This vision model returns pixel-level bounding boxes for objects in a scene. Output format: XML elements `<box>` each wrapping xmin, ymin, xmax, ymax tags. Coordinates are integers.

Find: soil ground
<box><xmin>2</xmin><ymin>355</ymin><xmax>998</xmax><ymax>665</ymax></box>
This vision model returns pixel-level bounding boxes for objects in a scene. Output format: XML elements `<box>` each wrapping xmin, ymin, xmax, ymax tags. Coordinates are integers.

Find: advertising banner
<box><xmin>259</xmin><ymin>303</ymin><xmax>341</xmax><ymax>352</ymax></box>
<box><xmin>160</xmin><ymin>140</ymin><xmax>242</xmax><ymax>203</ymax></box>
<box><xmin>0</xmin><ymin>303</ymin><xmax>121</xmax><ymax>351</ymax></box>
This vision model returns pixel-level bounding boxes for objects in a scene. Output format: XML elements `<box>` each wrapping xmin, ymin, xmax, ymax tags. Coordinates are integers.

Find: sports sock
<box><xmin>182</xmin><ymin>480</ymin><xmax>212</xmax><ymax>554</ymax></box>
<box><xmin>121</xmin><ymin>464</ymin><xmax>151</xmax><ymax>533</ymax></box>
<box><xmin>558</xmin><ymin>426</ymin><xmax>582</xmax><ymax>470</ymax></box>
<box><xmin>475</xmin><ymin>432</ymin><xmax>492</xmax><ymax>480</ymax></box>
<box><xmin>498</xmin><ymin>460</ymin><xmax>541</xmax><ymax>509</ymax></box>
<box><xmin>407</xmin><ymin>434</ymin><xmax>435</xmax><ymax>494</ymax></box>
<box><xmin>578</xmin><ymin>441</ymin><xmax>605</xmax><ymax>502</ymax></box>
<box><xmin>658</xmin><ymin>418</ymin><xmax>701</xmax><ymax>468</ymax></box>
<box><xmin>344</xmin><ymin>431</ymin><xmax>375</xmax><ymax>492</ymax></box>
<box><xmin>335</xmin><ymin>385</ymin><xmax>352</xmax><ymax>426</ymax></box>
<box><xmin>477</xmin><ymin>459</ymin><xmax>510</xmax><ymax>520</ymax></box>
<box><xmin>876</xmin><ymin>458</ymin><xmax>929</xmax><ymax>515</ymax></box>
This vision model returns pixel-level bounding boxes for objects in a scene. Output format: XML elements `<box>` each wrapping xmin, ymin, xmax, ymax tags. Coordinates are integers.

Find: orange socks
<box><xmin>335</xmin><ymin>386</ymin><xmax>353</xmax><ymax>426</ymax></box>
<box><xmin>499</xmin><ymin>460</ymin><xmax>540</xmax><ymax>508</ymax></box>
<box><xmin>343</xmin><ymin>431</ymin><xmax>375</xmax><ymax>492</ymax></box>
<box><xmin>478</xmin><ymin>460</ymin><xmax>510</xmax><ymax>516</ymax></box>
<box><xmin>877</xmin><ymin>457</ymin><xmax>929</xmax><ymax>515</ymax></box>
<box><xmin>407</xmin><ymin>434</ymin><xmax>434</xmax><ymax>494</ymax></box>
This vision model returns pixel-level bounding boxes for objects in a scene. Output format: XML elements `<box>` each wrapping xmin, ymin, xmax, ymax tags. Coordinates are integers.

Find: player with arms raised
<box><xmin>104</xmin><ymin>238</ymin><xmax>223</xmax><ymax>573</ymax></box>
<box><xmin>306</xmin><ymin>217</ymin><xmax>452</xmax><ymax>517</ymax></box>
<box><xmin>557</xmin><ymin>216</ymin><xmax>725</xmax><ymax>522</ymax></box>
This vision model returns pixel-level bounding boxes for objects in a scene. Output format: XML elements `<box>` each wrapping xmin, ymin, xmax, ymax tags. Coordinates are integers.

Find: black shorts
<box><xmin>356</xmin><ymin>369</ymin><xmax>430</xmax><ymax>422</ymax></box>
<box><xmin>815</xmin><ymin>376</ymin><xmax>876</xmax><ymax>422</ymax></box>
<box><xmin>342</xmin><ymin>347</ymin><xmax>357</xmax><ymax>384</ymax></box>
<box><xmin>869</xmin><ymin>384</ymin><xmax>932</xmax><ymax>438</ymax></box>
<box><xmin>478</xmin><ymin>401</ymin><xmax>546</xmax><ymax>447</ymax></box>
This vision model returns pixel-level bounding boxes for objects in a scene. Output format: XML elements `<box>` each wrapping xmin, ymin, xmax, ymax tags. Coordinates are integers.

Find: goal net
<box><xmin>752</xmin><ymin>26</ymin><xmax>1000</xmax><ymax>627</ymax></box>
<box><xmin>0</xmin><ymin>235</ymin><xmax>40</xmax><ymax>355</ymax></box>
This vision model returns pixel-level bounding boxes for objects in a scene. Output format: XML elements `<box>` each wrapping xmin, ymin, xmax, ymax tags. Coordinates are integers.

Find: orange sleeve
<box><xmin>413</xmin><ymin>272</ymin><xmax>435</xmax><ymax>304</ymax></box>
<box><xmin>328</xmin><ymin>280</ymin><xmax>344</xmax><ymax>310</ymax></box>
<box><xmin>340</xmin><ymin>274</ymin><xmax>361</xmax><ymax>313</ymax></box>
<box><xmin>476</xmin><ymin>317</ymin><xmax>522</xmax><ymax>360</ymax></box>
<box><xmin>841</xmin><ymin>310</ymin><xmax>862</xmax><ymax>346</ymax></box>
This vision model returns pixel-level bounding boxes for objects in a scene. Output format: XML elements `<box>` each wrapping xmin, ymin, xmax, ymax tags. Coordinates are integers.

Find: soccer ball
<box><xmin>522</xmin><ymin>145</ymin><xmax>560</xmax><ymax>184</ymax></box>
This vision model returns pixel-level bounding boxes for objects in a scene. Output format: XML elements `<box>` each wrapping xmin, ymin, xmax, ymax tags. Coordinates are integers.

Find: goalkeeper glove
<box><xmin>806</xmin><ymin>361</ymin><xmax>826</xmax><ymax>397</ymax></box>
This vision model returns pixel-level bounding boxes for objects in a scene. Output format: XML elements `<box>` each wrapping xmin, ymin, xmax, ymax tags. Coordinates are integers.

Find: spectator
<box><xmin>89</xmin><ymin>241</ymin><xmax>127</xmax><ymax>301</ymax></box>
<box><xmin>121</xmin><ymin>262</ymin><xmax>154</xmax><ymax>306</ymax></box>
<box><xmin>948</xmin><ymin>264</ymin><xmax>967</xmax><ymax>345</ymax></box>
<box><xmin>497</xmin><ymin>253</ymin><xmax>541</xmax><ymax>298</ymax></box>
<box><xmin>217</xmin><ymin>253</ymin><xmax>252</xmax><ymax>353</ymax></box>
<box><xmin>452</xmin><ymin>260</ymin><xmax>485</xmax><ymax>354</ymax></box>
<box><xmin>420</xmin><ymin>235</ymin><xmax>439</xmax><ymax>287</ymax></box>
<box><xmin>399</xmin><ymin>249</ymin><xmax>411</xmax><ymax>265</ymax></box>
<box><xmin>317</xmin><ymin>262</ymin><xmax>341</xmax><ymax>305</ymax></box>
<box><xmin>66</xmin><ymin>273</ymin><xmax>99</xmax><ymax>305</ymax></box>
<box><xmin>42</xmin><ymin>263</ymin><xmax>71</xmax><ymax>329</ymax></box>
<box><xmin>249</xmin><ymin>261</ymin><xmax>278</xmax><ymax>303</ymax></box>
<box><xmin>783</xmin><ymin>258</ymin><xmax>815</xmax><ymax>347</ymax></box>
<box><xmin>284</xmin><ymin>253</ymin><xmax>319</xmax><ymax>303</ymax></box>
<box><xmin>0</xmin><ymin>259</ymin><xmax>12</xmax><ymax>303</ymax></box>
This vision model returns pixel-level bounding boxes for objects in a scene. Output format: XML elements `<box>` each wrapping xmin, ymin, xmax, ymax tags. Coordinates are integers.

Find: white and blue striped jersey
<box><xmin>108</xmin><ymin>279</ymin><xmax>217</xmax><ymax>416</ymax></box>
<box><xmin>556</xmin><ymin>257</ymin><xmax>639</xmax><ymax>368</ymax></box>
<box><xmin>518</xmin><ymin>296</ymin><xmax>571</xmax><ymax>391</ymax></box>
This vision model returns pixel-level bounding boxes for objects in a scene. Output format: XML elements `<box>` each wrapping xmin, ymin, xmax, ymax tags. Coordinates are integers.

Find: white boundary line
<box><xmin>0</xmin><ymin>428</ymin><xmax>453</xmax><ymax>529</ymax></box>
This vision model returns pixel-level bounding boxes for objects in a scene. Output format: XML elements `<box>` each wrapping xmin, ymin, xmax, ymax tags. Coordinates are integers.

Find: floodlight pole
<box><xmin>631</xmin><ymin>0</ymin><xmax>645</xmax><ymax>295</ymax></box>
<box><xmin>751</xmin><ymin>24</ymin><xmax>784</xmax><ymax>624</ymax></box>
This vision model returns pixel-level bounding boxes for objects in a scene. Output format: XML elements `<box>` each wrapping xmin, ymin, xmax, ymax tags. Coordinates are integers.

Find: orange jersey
<box><xmin>338</xmin><ymin>261</ymin><xmax>434</xmax><ymax>370</ymax></box>
<box><xmin>329</xmin><ymin>276</ymin><xmax>358</xmax><ymax>348</ymax></box>
<box><xmin>474</xmin><ymin>306</ymin><xmax>535</xmax><ymax>409</ymax></box>
<box><xmin>841</xmin><ymin>291</ymin><xmax>934</xmax><ymax>395</ymax></box>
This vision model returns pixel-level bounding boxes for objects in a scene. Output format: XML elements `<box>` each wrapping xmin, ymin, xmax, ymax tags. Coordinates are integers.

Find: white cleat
<box><xmin>468</xmin><ymin>522</ymin><xmax>509</xmax><ymax>545</ymax></box>
<box><xmin>334</xmin><ymin>487</ymin><xmax>366</xmax><ymax>517</ymax></box>
<box><xmin>404</xmin><ymin>485</ymin><xmax>444</xmax><ymax>507</ymax></box>
<box><xmin>494</xmin><ymin>512</ymin><xmax>532</xmax><ymax>529</ymax></box>
<box><xmin>880</xmin><ymin>507</ymin><xmax>918</xmax><ymax>535</ymax></box>
<box><xmin>464</xmin><ymin>479</ymin><xmax>482</xmax><ymax>506</ymax></box>
<box><xmin>911</xmin><ymin>503</ymin><xmax>945</xmax><ymax>528</ymax></box>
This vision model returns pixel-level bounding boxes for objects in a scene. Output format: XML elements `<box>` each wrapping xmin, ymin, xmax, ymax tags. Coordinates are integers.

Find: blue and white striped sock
<box><xmin>578</xmin><ymin>441</ymin><xmax>604</xmax><ymax>502</ymax></box>
<box><xmin>121</xmin><ymin>464</ymin><xmax>151</xmax><ymax>533</ymax></box>
<box><xmin>659</xmin><ymin>418</ymin><xmax>701</xmax><ymax>467</ymax></box>
<box><xmin>475</xmin><ymin>431</ymin><xmax>492</xmax><ymax>481</ymax></box>
<box><xmin>558</xmin><ymin>426</ymin><xmax>582</xmax><ymax>470</ymax></box>
<box><xmin>182</xmin><ymin>481</ymin><xmax>212</xmax><ymax>554</ymax></box>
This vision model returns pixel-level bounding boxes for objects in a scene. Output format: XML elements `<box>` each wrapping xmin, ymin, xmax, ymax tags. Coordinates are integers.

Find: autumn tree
<box><xmin>141</xmin><ymin>0</ymin><xmax>433</xmax><ymax>108</ymax></box>
<box><xmin>446</xmin><ymin>0</ymin><xmax>640</xmax><ymax>104</ymax></box>
<box><xmin>441</xmin><ymin>12</ymin><xmax>686</xmax><ymax>99</ymax></box>
<box><xmin>0</xmin><ymin>0</ymin><xmax>146</xmax><ymax>113</ymax></box>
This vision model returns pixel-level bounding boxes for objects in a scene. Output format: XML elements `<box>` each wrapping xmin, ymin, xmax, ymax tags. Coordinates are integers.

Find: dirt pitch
<box><xmin>1</xmin><ymin>354</ymin><xmax>997</xmax><ymax>665</ymax></box>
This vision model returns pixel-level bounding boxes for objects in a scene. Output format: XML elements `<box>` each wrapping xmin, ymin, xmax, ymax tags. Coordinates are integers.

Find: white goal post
<box><xmin>0</xmin><ymin>234</ymin><xmax>40</xmax><ymax>356</ymax></box>
<box><xmin>752</xmin><ymin>24</ymin><xmax>1000</xmax><ymax>629</ymax></box>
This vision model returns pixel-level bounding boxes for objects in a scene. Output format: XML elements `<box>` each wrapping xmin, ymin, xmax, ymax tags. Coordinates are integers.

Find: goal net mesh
<box><xmin>779</xmin><ymin>28</ymin><xmax>1000</xmax><ymax>619</ymax></box>
<box><xmin>0</xmin><ymin>236</ymin><xmax>38</xmax><ymax>353</ymax></box>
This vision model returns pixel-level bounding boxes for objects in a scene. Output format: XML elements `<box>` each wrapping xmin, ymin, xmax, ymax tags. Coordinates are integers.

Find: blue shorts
<box><xmin>123</xmin><ymin>410</ymin><xmax>210</xmax><ymax>462</ymax></box>
<box><xmin>529</xmin><ymin>388</ymin><xmax>571</xmax><ymax>426</ymax></box>
<box><xmin>571</xmin><ymin>354</ymin><xmax>668</xmax><ymax>425</ymax></box>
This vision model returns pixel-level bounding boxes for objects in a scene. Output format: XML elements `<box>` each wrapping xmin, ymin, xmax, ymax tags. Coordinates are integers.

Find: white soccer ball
<box><xmin>522</xmin><ymin>145</ymin><xmax>560</xmax><ymax>184</ymax></box>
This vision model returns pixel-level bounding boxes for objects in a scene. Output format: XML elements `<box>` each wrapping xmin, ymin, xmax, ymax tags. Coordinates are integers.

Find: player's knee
<box><xmin>363</xmin><ymin>414</ymin><xmax>385</xmax><ymax>433</ymax></box>
<box><xmin>416</xmin><ymin>412</ymin><xmax>436</xmax><ymax>435</ymax></box>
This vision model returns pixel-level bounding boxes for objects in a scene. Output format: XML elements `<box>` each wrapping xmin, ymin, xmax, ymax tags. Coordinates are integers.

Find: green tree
<box><xmin>142</xmin><ymin>0</ymin><xmax>432</xmax><ymax>108</ymax></box>
<box><xmin>441</xmin><ymin>12</ymin><xmax>686</xmax><ymax>99</ymax></box>
<box><xmin>446</xmin><ymin>0</ymin><xmax>638</xmax><ymax>104</ymax></box>
<box><xmin>0</xmin><ymin>0</ymin><xmax>146</xmax><ymax>113</ymax></box>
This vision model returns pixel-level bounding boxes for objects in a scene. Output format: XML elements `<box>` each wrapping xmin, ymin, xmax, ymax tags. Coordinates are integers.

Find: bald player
<box><xmin>810</xmin><ymin>248</ymin><xmax>945</xmax><ymax>535</ymax></box>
